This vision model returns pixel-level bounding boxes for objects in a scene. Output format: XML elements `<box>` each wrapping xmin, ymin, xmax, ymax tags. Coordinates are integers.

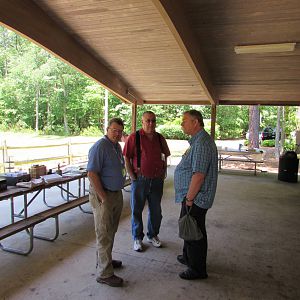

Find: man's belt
<box><xmin>103</xmin><ymin>187</ymin><xmax>119</xmax><ymax>193</ymax></box>
<box><xmin>137</xmin><ymin>175</ymin><xmax>163</xmax><ymax>180</ymax></box>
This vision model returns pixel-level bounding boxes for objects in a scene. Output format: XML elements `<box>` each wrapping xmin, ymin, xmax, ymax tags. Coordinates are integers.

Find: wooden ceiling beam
<box><xmin>0</xmin><ymin>0</ymin><xmax>143</xmax><ymax>104</ymax></box>
<box><xmin>143</xmin><ymin>100</ymin><xmax>212</xmax><ymax>105</ymax></box>
<box><xmin>219</xmin><ymin>100</ymin><xmax>300</xmax><ymax>106</ymax></box>
<box><xmin>152</xmin><ymin>0</ymin><xmax>217</xmax><ymax>105</ymax></box>
<box><xmin>144</xmin><ymin>100</ymin><xmax>300</xmax><ymax>106</ymax></box>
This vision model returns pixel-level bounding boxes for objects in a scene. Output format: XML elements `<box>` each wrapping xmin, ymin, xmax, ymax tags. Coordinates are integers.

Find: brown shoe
<box><xmin>112</xmin><ymin>260</ymin><xmax>122</xmax><ymax>268</ymax></box>
<box><xmin>96</xmin><ymin>274</ymin><xmax>123</xmax><ymax>287</ymax></box>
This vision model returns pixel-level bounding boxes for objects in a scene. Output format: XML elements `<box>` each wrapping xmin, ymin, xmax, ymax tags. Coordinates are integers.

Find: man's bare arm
<box><xmin>124</xmin><ymin>157</ymin><xmax>137</xmax><ymax>180</ymax></box>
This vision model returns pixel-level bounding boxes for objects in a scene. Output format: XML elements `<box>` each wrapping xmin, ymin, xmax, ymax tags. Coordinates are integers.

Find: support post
<box><xmin>104</xmin><ymin>89</ymin><xmax>109</xmax><ymax>132</ymax></box>
<box><xmin>67</xmin><ymin>140</ymin><xmax>71</xmax><ymax>165</ymax></box>
<box><xmin>3</xmin><ymin>140</ymin><xmax>8</xmax><ymax>164</ymax></box>
<box><xmin>131</xmin><ymin>102</ymin><xmax>137</xmax><ymax>133</ymax></box>
<box><xmin>210</xmin><ymin>104</ymin><xmax>217</xmax><ymax>140</ymax></box>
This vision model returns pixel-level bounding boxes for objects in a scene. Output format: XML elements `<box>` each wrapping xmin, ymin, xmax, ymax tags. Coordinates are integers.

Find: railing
<box><xmin>0</xmin><ymin>140</ymin><xmax>95</xmax><ymax>173</ymax></box>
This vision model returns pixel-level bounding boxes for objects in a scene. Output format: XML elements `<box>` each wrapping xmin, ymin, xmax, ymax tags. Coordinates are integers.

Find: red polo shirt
<box><xmin>123</xmin><ymin>129</ymin><xmax>170</xmax><ymax>178</ymax></box>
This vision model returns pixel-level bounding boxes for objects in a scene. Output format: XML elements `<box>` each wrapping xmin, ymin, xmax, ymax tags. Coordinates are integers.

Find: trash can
<box><xmin>278</xmin><ymin>151</ymin><xmax>299</xmax><ymax>183</ymax></box>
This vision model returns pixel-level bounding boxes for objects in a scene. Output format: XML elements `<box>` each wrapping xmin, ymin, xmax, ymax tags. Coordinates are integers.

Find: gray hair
<box><xmin>108</xmin><ymin>117</ymin><xmax>124</xmax><ymax>128</ymax></box>
<box><xmin>184</xmin><ymin>110</ymin><xmax>204</xmax><ymax>127</ymax></box>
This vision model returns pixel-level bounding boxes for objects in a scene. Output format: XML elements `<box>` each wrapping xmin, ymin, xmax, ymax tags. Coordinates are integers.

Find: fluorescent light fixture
<box><xmin>234</xmin><ymin>43</ymin><xmax>296</xmax><ymax>54</ymax></box>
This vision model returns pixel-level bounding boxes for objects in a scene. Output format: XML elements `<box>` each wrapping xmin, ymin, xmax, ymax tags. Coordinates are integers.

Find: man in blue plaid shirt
<box><xmin>174</xmin><ymin>110</ymin><xmax>218</xmax><ymax>280</ymax></box>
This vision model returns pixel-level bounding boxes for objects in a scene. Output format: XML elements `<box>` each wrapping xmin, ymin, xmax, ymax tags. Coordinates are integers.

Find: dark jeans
<box><xmin>180</xmin><ymin>202</ymin><xmax>208</xmax><ymax>275</ymax></box>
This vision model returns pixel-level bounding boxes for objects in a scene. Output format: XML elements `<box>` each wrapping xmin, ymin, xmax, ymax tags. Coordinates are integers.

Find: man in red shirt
<box><xmin>123</xmin><ymin>111</ymin><xmax>170</xmax><ymax>251</ymax></box>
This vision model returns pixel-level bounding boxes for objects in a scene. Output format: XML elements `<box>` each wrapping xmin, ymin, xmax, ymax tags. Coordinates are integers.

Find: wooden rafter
<box><xmin>152</xmin><ymin>0</ymin><xmax>218</xmax><ymax>105</ymax></box>
<box><xmin>0</xmin><ymin>0</ymin><xmax>143</xmax><ymax>104</ymax></box>
<box><xmin>0</xmin><ymin>0</ymin><xmax>299</xmax><ymax>106</ymax></box>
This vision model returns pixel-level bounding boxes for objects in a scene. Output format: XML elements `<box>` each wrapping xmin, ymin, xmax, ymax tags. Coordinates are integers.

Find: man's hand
<box><xmin>125</xmin><ymin>157</ymin><xmax>136</xmax><ymax>181</ymax></box>
<box><xmin>186</xmin><ymin>200</ymin><xmax>193</xmax><ymax>207</ymax></box>
<box><xmin>98</xmin><ymin>194</ymin><xmax>107</xmax><ymax>203</ymax></box>
<box><xmin>87</xmin><ymin>171</ymin><xmax>107</xmax><ymax>204</ymax></box>
<box><xmin>184</xmin><ymin>196</ymin><xmax>194</xmax><ymax>206</ymax></box>
<box><xmin>185</xmin><ymin>196</ymin><xmax>194</xmax><ymax>207</ymax></box>
<box><xmin>185</xmin><ymin>172</ymin><xmax>205</xmax><ymax>207</ymax></box>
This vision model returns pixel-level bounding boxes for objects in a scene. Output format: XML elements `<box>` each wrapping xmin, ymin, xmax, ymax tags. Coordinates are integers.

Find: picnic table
<box><xmin>218</xmin><ymin>147</ymin><xmax>264</xmax><ymax>175</ymax></box>
<box><xmin>0</xmin><ymin>172</ymin><xmax>89</xmax><ymax>255</ymax></box>
<box><xmin>0</xmin><ymin>170</ymin><xmax>132</xmax><ymax>256</ymax></box>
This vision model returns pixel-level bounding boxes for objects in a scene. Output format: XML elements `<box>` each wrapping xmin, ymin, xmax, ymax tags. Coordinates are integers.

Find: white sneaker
<box><xmin>147</xmin><ymin>236</ymin><xmax>162</xmax><ymax>248</ymax></box>
<box><xmin>133</xmin><ymin>239</ymin><xmax>143</xmax><ymax>252</ymax></box>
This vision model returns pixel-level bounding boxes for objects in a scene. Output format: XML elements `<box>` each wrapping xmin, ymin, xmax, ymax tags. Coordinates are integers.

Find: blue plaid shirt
<box><xmin>174</xmin><ymin>129</ymin><xmax>218</xmax><ymax>209</ymax></box>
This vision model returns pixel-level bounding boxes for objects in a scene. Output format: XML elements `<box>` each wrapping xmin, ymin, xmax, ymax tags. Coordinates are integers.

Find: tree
<box><xmin>248</xmin><ymin>105</ymin><xmax>260</xmax><ymax>148</ymax></box>
<box><xmin>216</xmin><ymin>106</ymin><xmax>248</xmax><ymax>139</ymax></box>
<box><xmin>275</xmin><ymin>107</ymin><xmax>282</xmax><ymax>158</ymax></box>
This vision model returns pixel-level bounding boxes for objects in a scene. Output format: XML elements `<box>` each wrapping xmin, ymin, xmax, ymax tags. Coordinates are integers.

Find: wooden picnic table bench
<box><xmin>0</xmin><ymin>173</ymin><xmax>132</xmax><ymax>256</ymax></box>
<box><xmin>0</xmin><ymin>195</ymin><xmax>89</xmax><ymax>255</ymax></box>
<box><xmin>218</xmin><ymin>149</ymin><xmax>264</xmax><ymax>176</ymax></box>
<box><xmin>0</xmin><ymin>173</ymin><xmax>89</xmax><ymax>255</ymax></box>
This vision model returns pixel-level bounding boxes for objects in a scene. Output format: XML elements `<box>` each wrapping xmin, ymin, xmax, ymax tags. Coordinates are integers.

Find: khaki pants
<box><xmin>89</xmin><ymin>186</ymin><xmax>123</xmax><ymax>278</ymax></box>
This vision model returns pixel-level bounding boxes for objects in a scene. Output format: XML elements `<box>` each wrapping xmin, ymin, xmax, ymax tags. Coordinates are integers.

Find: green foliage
<box><xmin>167</xmin><ymin>117</ymin><xmax>182</xmax><ymax>126</ymax></box>
<box><xmin>203</xmin><ymin>120</ymin><xmax>220</xmax><ymax>139</ymax></box>
<box><xmin>261</xmin><ymin>140</ymin><xmax>275</xmax><ymax>147</ymax></box>
<box><xmin>284</xmin><ymin>138</ymin><xmax>296</xmax><ymax>151</ymax></box>
<box><xmin>108</xmin><ymin>95</ymin><xmax>132</xmax><ymax>133</ymax></box>
<box><xmin>216</xmin><ymin>106</ymin><xmax>248</xmax><ymax>139</ymax></box>
<box><xmin>43</xmin><ymin>124</ymin><xmax>69</xmax><ymax>136</ymax></box>
<box><xmin>136</xmin><ymin>104</ymin><xmax>192</xmax><ymax>129</ymax></box>
<box><xmin>81</xmin><ymin>126</ymin><xmax>103</xmax><ymax>137</ymax></box>
<box><xmin>260</xmin><ymin>106</ymin><xmax>298</xmax><ymax>134</ymax></box>
<box><xmin>0</xmin><ymin>124</ymin><xmax>35</xmax><ymax>134</ymax></box>
<box><xmin>260</xmin><ymin>106</ymin><xmax>277</xmax><ymax>128</ymax></box>
<box><xmin>283</xmin><ymin>107</ymin><xmax>298</xmax><ymax>138</ymax></box>
<box><xmin>157</xmin><ymin>124</ymin><xmax>189</xmax><ymax>140</ymax></box>
<box><xmin>0</xmin><ymin>27</ymin><xmax>108</xmax><ymax>135</ymax></box>
<box><xmin>156</xmin><ymin>118</ymin><xmax>220</xmax><ymax>140</ymax></box>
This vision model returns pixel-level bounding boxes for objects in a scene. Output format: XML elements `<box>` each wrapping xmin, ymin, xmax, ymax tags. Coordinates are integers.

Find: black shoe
<box><xmin>177</xmin><ymin>255</ymin><xmax>187</xmax><ymax>265</ymax></box>
<box><xmin>179</xmin><ymin>269</ymin><xmax>208</xmax><ymax>280</ymax></box>
<box><xmin>112</xmin><ymin>260</ymin><xmax>122</xmax><ymax>268</ymax></box>
<box><xmin>96</xmin><ymin>274</ymin><xmax>124</xmax><ymax>287</ymax></box>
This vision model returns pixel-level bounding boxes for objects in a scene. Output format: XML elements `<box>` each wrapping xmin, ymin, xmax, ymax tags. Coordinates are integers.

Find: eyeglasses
<box><xmin>144</xmin><ymin>119</ymin><xmax>156</xmax><ymax>123</ymax></box>
<box><xmin>109</xmin><ymin>128</ymin><xmax>123</xmax><ymax>134</ymax></box>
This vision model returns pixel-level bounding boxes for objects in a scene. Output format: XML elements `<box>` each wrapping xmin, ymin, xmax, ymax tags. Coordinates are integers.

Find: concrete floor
<box><xmin>0</xmin><ymin>166</ymin><xmax>299</xmax><ymax>300</ymax></box>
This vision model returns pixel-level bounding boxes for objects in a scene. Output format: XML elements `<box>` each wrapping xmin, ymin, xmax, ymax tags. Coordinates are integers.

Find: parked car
<box><xmin>260</xmin><ymin>127</ymin><xmax>276</xmax><ymax>141</ymax></box>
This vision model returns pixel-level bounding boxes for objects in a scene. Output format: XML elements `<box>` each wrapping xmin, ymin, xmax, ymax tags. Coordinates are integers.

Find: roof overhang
<box><xmin>0</xmin><ymin>0</ymin><xmax>299</xmax><ymax>106</ymax></box>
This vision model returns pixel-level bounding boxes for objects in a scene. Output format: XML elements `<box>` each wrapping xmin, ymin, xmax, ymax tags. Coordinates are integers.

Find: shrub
<box><xmin>43</xmin><ymin>125</ymin><xmax>68</xmax><ymax>136</ymax></box>
<box><xmin>0</xmin><ymin>122</ymin><xmax>35</xmax><ymax>134</ymax></box>
<box><xmin>261</xmin><ymin>140</ymin><xmax>275</xmax><ymax>147</ymax></box>
<box><xmin>204</xmin><ymin>120</ymin><xmax>220</xmax><ymax>139</ymax></box>
<box><xmin>157</xmin><ymin>120</ymin><xmax>220</xmax><ymax>140</ymax></box>
<box><xmin>81</xmin><ymin>126</ymin><xmax>103</xmax><ymax>137</ymax></box>
<box><xmin>284</xmin><ymin>138</ymin><xmax>296</xmax><ymax>151</ymax></box>
<box><xmin>156</xmin><ymin>124</ymin><xmax>188</xmax><ymax>140</ymax></box>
